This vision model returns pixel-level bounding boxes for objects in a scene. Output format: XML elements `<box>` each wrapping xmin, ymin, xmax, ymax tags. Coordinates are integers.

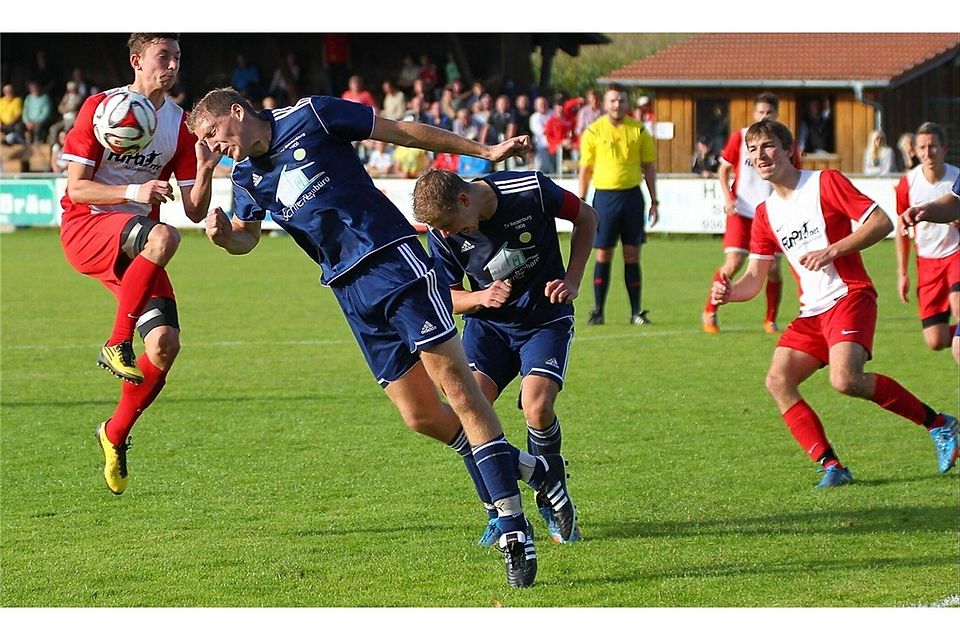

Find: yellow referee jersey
<box><xmin>579</xmin><ymin>116</ymin><xmax>656</xmax><ymax>190</ymax></box>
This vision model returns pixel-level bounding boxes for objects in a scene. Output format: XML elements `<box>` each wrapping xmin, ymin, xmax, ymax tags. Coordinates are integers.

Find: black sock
<box><xmin>593</xmin><ymin>261</ymin><xmax>611</xmax><ymax>312</ymax></box>
<box><xmin>624</xmin><ymin>262</ymin><xmax>641</xmax><ymax>315</ymax></box>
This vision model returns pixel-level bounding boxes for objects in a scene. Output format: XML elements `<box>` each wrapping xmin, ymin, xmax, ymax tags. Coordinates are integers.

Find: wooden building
<box><xmin>600</xmin><ymin>33</ymin><xmax>960</xmax><ymax>174</ymax></box>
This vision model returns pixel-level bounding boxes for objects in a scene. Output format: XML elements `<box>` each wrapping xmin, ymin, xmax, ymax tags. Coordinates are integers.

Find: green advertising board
<box><xmin>0</xmin><ymin>179</ymin><xmax>60</xmax><ymax>226</ymax></box>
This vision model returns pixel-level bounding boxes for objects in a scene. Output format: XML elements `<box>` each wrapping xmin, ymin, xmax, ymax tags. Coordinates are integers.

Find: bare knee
<box><xmin>144</xmin><ymin>224</ymin><xmax>181</xmax><ymax>263</ymax></box>
<box><xmin>765</xmin><ymin>369</ymin><xmax>790</xmax><ymax>399</ymax></box>
<box><xmin>522</xmin><ymin>396</ymin><xmax>555</xmax><ymax>429</ymax></box>
<box><xmin>829</xmin><ymin>370</ymin><xmax>862</xmax><ymax>397</ymax></box>
<box><xmin>144</xmin><ymin>328</ymin><xmax>180</xmax><ymax>369</ymax></box>
<box><xmin>923</xmin><ymin>330</ymin><xmax>949</xmax><ymax>351</ymax></box>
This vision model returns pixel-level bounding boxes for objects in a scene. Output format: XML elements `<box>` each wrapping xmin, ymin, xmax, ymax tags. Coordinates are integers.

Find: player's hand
<box><xmin>899</xmin><ymin>205</ymin><xmax>924</xmax><ymax>228</ymax></box>
<box><xmin>710</xmin><ymin>273</ymin><xmax>733</xmax><ymax>306</ymax></box>
<box><xmin>799</xmin><ymin>246</ymin><xmax>837</xmax><ymax>271</ymax></box>
<box><xmin>487</xmin><ymin>136</ymin><xmax>532</xmax><ymax>162</ymax></box>
<box><xmin>477</xmin><ymin>279</ymin><xmax>512</xmax><ymax>308</ymax></box>
<box><xmin>204</xmin><ymin>207</ymin><xmax>232</xmax><ymax>247</ymax></box>
<box><xmin>195</xmin><ymin>139</ymin><xmax>222</xmax><ymax>172</ymax></box>
<box><xmin>132</xmin><ymin>180</ymin><xmax>174</xmax><ymax>205</ymax></box>
<box><xmin>545</xmin><ymin>278</ymin><xmax>578</xmax><ymax>304</ymax></box>
<box><xmin>897</xmin><ymin>273</ymin><xmax>910</xmax><ymax>303</ymax></box>
<box><xmin>648</xmin><ymin>202</ymin><xmax>659</xmax><ymax>228</ymax></box>
<box><xmin>723</xmin><ymin>198</ymin><xmax>739</xmax><ymax>216</ymax></box>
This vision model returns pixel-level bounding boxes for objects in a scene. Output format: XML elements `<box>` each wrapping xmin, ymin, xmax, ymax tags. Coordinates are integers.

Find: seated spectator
<box><xmin>341</xmin><ymin>75</ymin><xmax>377</xmax><ymax>110</ymax></box>
<box><xmin>381</xmin><ymin>80</ymin><xmax>406</xmax><ymax>121</ymax></box>
<box><xmin>417</xmin><ymin>54</ymin><xmax>439</xmax><ymax>97</ymax></box>
<box><xmin>423</xmin><ymin>100</ymin><xmax>452</xmax><ymax>131</ymax></box>
<box><xmin>50</xmin><ymin>128</ymin><xmax>69</xmax><ymax>173</ymax></box>
<box><xmin>452</xmin><ymin>107</ymin><xmax>483</xmax><ymax>142</ymax></box>
<box><xmin>544</xmin><ymin>99</ymin><xmax>575</xmax><ymax>163</ymax></box>
<box><xmin>366</xmin><ymin>140</ymin><xmax>396</xmax><ymax>177</ymax></box>
<box><xmin>692</xmin><ymin>135</ymin><xmax>720</xmax><ymax>177</ymax></box>
<box><xmin>444</xmin><ymin>52</ymin><xmax>461</xmax><ymax>86</ymax></box>
<box><xmin>575</xmin><ymin>89</ymin><xmax>602</xmax><ymax>137</ymax></box>
<box><xmin>488</xmin><ymin>94</ymin><xmax>516</xmax><ymax>142</ymax></box>
<box><xmin>22</xmin><ymin>80</ymin><xmax>52</xmax><ymax>145</ymax></box>
<box><xmin>69</xmin><ymin>67</ymin><xmax>90</xmax><ymax>99</ymax></box>
<box><xmin>393</xmin><ymin>145</ymin><xmax>429</xmax><ymax>178</ymax></box>
<box><xmin>431</xmin><ymin>152</ymin><xmax>459</xmax><ymax>172</ymax></box>
<box><xmin>268</xmin><ymin>52</ymin><xmax>301</xmax><ymax>106</ymax></box>
<box><xmin>472</xmin><ymin>93</ymin><xmax>493</xmax><ymax>126</ymax></box>
<box><xmin>896</xmin><ymin>132</ymin><xmax>919</xmax><ymax>172</ymax></box>
<box><xmin>462</xmin><ymin>81</ymin><xmax>484</xmax><ymax>112</ymax></box>
<box><xmin>47</xmin><ymin>80</ymin><xmax>83</xmax><ymax>145</ymax></box>
<box><xmin>439</xmin><ymin>86</ymin><xmax>457</xmax><ymax>121</ymax></box>
<box><xmin>1</xmin><ymin>83</ymin><xmax>25</xmax><ymax>145</ymax></box>
<box><xmin>862</xmin><ymin>130</ymin><xmax>895</xmax><ymax>176</ymax></box>
<box><xmin>449</xmin><ymin>79</ymin><xmax>470</xmax><ymax>112</ymax></box>
<box><xmin>514</xmin><ymin>93</ymin><xmax>532</xmax><ymax>138</ymax></box>
<box><xmin>402</xmin><ymin>96</ymin><xmax>426</xmax><ymax>123</ymax></box>
<box><xmin>457</xmin><ymin>153</ymin><xmax>492</xmax><ymax>177</ymax></box>
<box><xmin>397</xmin><ymin>55</ymin><xmax>420</xmax><ymax>92</ymax></box>
<box><xmin>230</xmin><ymin>54</ymin><xmax>262</xmax><ymax>100</ymax></box>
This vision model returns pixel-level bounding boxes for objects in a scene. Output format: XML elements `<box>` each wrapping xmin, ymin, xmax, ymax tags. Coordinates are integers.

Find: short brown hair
<box><xmin>127</xmin><ymin>33</ymin><xmax>180</xmax><ymax>57</ymax></box>
<box><xmin>412</xmin><ymin>169</ymin><xmax>468</xmax><ymax>226</ymax></box>
<box><xmin>604</xmin><ymin>82</ymin><xmax>627</xmax><ymax>96</ymax></box>
<box><xmin>745</xmin><ymin>119</ymin><xmax>795</xmax><ymax>152</ymax></box>
<box><xmin>916</xmin><ymin>121</ymin><xmax>946</xmax><ymax>146</ymax></box>
<box><xmin>186</xmin><ymin>87</ymin><xmax>252</xmax><ymax>134</ymax></box>
<box><xmin>755</xmin><ymin>91</ymin><xmax>779</xmax><ymax>112</ymax></box>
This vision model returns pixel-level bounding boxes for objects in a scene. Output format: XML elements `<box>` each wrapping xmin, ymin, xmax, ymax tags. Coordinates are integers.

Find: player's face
<box><xmin>747</xmin><ymin>134</ymin><xmax>789</xmax><ymax>182</ymax></box>
<box><xmin>132</xmin><ymin>38</ymin><xmax>181</xmax><ymax>93</ymax></box>
<box><xmin>604</xmin><ymin>90</ymin><xmax>628</xmax><ymax>122</ymax></box>
<box><xmin>195</xmin><ymin>107</ymin><xmax>248</xmax><ymax>161</ymax></box>
<box><xmin>435</xmin><ymin>203</ymin><xmax>480</xmax><ymax>237</ymax></box>
<box><xmin>915</xmin><ymin>133</ymin><xmax>945</xmax><ymax>169</ymax></box>
<box><xmin>753</xmin><ymin>101</ymin><xmax>777</xmax><ymax>123</ymax></box>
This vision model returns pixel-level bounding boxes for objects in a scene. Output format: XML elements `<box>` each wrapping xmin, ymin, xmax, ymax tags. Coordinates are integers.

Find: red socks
<box><xmin>108</xmin><ymin>255</ymin><xmax>163</xmax><ymax>346</ymax></box>
<box><xmin>870</xmin><ymin>374</ymin><xmax>928</xmax><ymax>426</ymax></box>
<box><xmin>765</xmin><ymin>278</ymin><xmax>782</xmax><ymax>323</ymax></box>
<box><xmin>105</xmin><ymin>353</ymin><xmax>168</xmax><ymax>445</ymax></box>
<box><xmin>782</xmin><ymin>400</ymin><xmax>832</xmax><ymax>462</ymax></box>
<box><xmin>704</xmin><ymin>270</ymin><xmax>723</xmax><ymax>314</ymax></box>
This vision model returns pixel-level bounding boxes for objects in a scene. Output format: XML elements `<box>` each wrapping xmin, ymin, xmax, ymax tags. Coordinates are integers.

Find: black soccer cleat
<box><xmin>586</xmin><ymin>308</ymin><xmax>604</xmax><ymax>325</ymax></box>
<box><xmin>536</xmin><ymin>453</ymin><xmax>577</xmax><ymax>542</ymax></box>
<box><xmin>498</xmin><ymin>519</ymin><xmax>537</xmax><ymax>588</ymax></box>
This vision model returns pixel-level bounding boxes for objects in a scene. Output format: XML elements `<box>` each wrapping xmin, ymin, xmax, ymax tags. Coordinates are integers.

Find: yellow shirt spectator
<box><xmin>579</xmin><ymin>115</ymin><xmax>656</xmax><ymax>190</ymax></box>
<box><xmin>0</xmin><ymin>93</ymin><xmax>24</xmax><ymax>127</ymax></box>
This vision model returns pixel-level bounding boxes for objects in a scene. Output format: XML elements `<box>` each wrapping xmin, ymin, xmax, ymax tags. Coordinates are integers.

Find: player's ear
<box><xmin>231</xmin><ymin>103</ymin><xmax>245</xmax><ymax>121</ymax></box>
<box><xmin>130</xmin><ymin>53</ymin><xmax>141</xmax><ymax>71</ymax></box>
<box><xmin>457</xmin><ymin>192</ymin><xmax>470</xmax><ymax>209</ymax></box>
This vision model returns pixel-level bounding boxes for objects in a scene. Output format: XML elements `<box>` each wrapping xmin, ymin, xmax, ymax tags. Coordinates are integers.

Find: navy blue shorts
<box><xmin>332</xmin><ymin>239</ymin><xmax>457</xmax><ymax>387</ymax></box>
<box><xmin>592</xmin><ymin>187</ymin><xmax>646</xmax><ymax>248</ymax></box>
<box><xmin>462</xmin><ymin>316</ymin><xmax>574</xmax><ymax>395</ymax></box>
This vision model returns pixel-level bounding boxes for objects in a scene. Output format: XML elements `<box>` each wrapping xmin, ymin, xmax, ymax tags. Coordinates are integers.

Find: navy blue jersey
<box><xmin>231</xmin><ymin>96</ymin><xmax>418</xmax><ymax>285</ymax></box>
<box><xmin>428</xmin><ymin>170</ymin><xmax>575</xmax><ymax>327</ymax></box>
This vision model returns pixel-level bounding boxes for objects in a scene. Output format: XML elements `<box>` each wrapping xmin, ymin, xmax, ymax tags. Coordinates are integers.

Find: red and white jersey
<box><xmin>895</xmin><ymin>163</ymin><xmax>960</xmax><ymax>259</ymax></box>
<box><xmin>720</xmin><ymin>127</ymin><xmax>772</xmax><ymax>219</ymax></box>
<box><xmin>751</xmin><ymin>170</ymin><xmax>877</xmax><ymax>317</ymax></box>
<box><xmin>60</xmin><ymin>86</ymin><xmax>198</xmax><ymax>221</ymax></box>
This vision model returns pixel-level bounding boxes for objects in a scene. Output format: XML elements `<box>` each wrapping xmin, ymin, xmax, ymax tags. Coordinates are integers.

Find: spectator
<box><xmin>529</xmin><ymin>95</ymin><xmax>553</xmax><ymax>173</ymax></box>
<box><xmin>431</xmin><ymin>152</ymin><xmax>459</xmax><ymax>172</ymax></box>
<box><xmin>46</xmin><ymin>80</ymin><xmax>83</xmax><ymax>144</ymax></box>
<box><xmin>634</xmin><ymin>95</ymin><xmax>656</xmax><ymax>137</ymax></box>
<box><xmin>463</xmin><ymin>81</ymin><xmax>485</xmax><ymax>113</ymax></box>
<box><xmin>896</xmin><ymin>132</ymin><xmax>920</xmax><ymax>172</ymax></box>
<box><xmin>341</xmin><ymin>75</ymin><xmax>377</xmax><ymax>110</ymax></box>
<box><xmin>1</xmin><ymin>83</ymin><xmax>25</xmax><ymax>145</ymax></box>
<box><xmin>862</xmin><ymin>130</ymin><xmax>896</xmax><ymax>176</ymax></box>
<box><xmin>410</xmin><ymin>78</ymin><xmax>428</xmax><ymax>104</ymax></box>
<box><xmin>707</xmin><ymin>104</ymin><xmax>729</xmax><ymax>153</ymax></box>
<box><xmin>323</xmin><ymin>34</ymin><xmax>351</xmax><ymax>96</ymax></box>
<box><xmin>575</xmin><ymin>89</ymin><xmax>603</xmax><ymax>137</ymax></box>
<box><xmin>365</xmin><ymin>140</ymin><xmax>396</xmax><ymax>177</ymax></box>
<box><xmin>22</xmin><ymin>80</ymin><xmax>52</xmax><ymax>145</ymax></box>
<box><xmin>488</xmin><ymin>94</ymin><xmax>517</xmax><ymax>142</ymax></box>
<box><xmin>444</xmin><ymin>52</ymin><xmax>461</xmax><ymax>86</ymax></box>
<box><xmin>393</xmin><ymin>145</ymin><xmax>429</xmax><ymax>178</ymax></box>
<box><xmin>403</xmin><ymin>95</ymin><xmax>427</xmax><ymax>123</ymax></box>
<box><xmin>452</xmin><ymin>107</ymin><xmax>483</xmax><ymax>142</ymax></box>
<box><xmin>68</xmin><ymin>68</ymin><xmax>90</xmax><ymax>99</ymax></box>
<box><xmin>417</xmin><ymin>54</ymin><xmax>439</xmax><ymax>97</ymax></box>
<box><xmin>439</xmin><ymin>86</ymin><xmax>457</xmax><ymax>121</ymax></box>
<box><xmin>692</xmin><ymin>135</ymin><xmax>720</xmax><ymax>177</ymax></box>
<box><xmin>472</xmin><ymin>93</ymin><xmax>493</xmax><ymax>126</ymax></box>
<box><xmin>544</xmin><ymin>99</ymin><xmax>574</xmax><ymax>162</ymax></box>
<box><xmin>268</xmin><ymin>52</ymin><xmax>301</xmax><ymax>106</ymax></box>
<box><xmin>514</xmin><ymin>94</ymin><xmax>532</xmax><ymax>138</ymax></box>
<box><xmin>798</xmin><ymin>97</ymin><xmax>834</xmax><ymax>154</ymax></box>
<box><xmin>397</xmin><ymin>55</ymin><xmax>420</xmax><ymax>92</ymax></box>
<box><xmin>50</xmin><ymin>128</ymin><xmax>69</xmax><ymax>173</ymax></box>
<box><xmin>261</xmin><ymin>95</ymin><xmax>277</xmax><ymax>110</ymax></box>
<box><xmin>423</xmin><ymin>100</ymin><xmax>452</xmax><ymax>130</ymax></box>
<box><xmin>381</xmin><ymin>80</ymin><xmax>406</xmax><ymax>121</ymax></box>
<box><xmin>28</xmin><ymin>50</ymin><xmax>59</xmax><ymax>97</ymax></box>
<box><xmin>450</xmin><ymin>79</ymin><xmax>470</xmax><ymax>112</ymax></box>
<box><xmin>230</xmin><ymin>54</ymin><xmax>262</xmax><ymax>100</ymax></box>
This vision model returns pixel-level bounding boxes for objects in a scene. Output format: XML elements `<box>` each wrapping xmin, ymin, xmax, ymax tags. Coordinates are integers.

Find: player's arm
<box><xmin>451</xmin><ymin>280</ymin><xmax>512</xmax><ymax>314</ymax></box>
<box><xmin>901</xmin><ymin>191</ymin><xmax>960</xmax><ymax>226</ymax></box>
<box><xmin>642</xmin><ymin>161</ymin><xmax>659</xmax><ymax>227</ymax></box>
<box><xmin>204</xmin><ymin>207</ymin><xmax>261</xmax><ymax>255</ymax></box>
<box><xmin>66</xmin><ymin>161</ymin><xmax>173</xmax><ymax>206</ymax></box>
<box><xmin>371</xmin><ymin>116</ymin><xmax>530</xmax><ymax>162</ymax></box>
<box><xmin>717</xmin><ymin>159</ymin><xmax>737</xmax><ymax>215</ymax></box>
<box><xmin>799</xmin><ymin>208</ymin><xmax>893</xmax><ymax>271</ymax></box>
<box><xmin>711</xmin><ymin>257</ymin><xmax>772</xmax><ymax>305</ymax></box>
<box><xmin>179</xmin><ymin>141</ymin><xmax>222</xmax><ymax>224</ymax></box>
<box><xmin>545</xmin><ymin>199</ymin><xmax>598</xmax><ymax>304</ymax></box>
<box><xmin>894</xmin><ymin>177</ymin><xmax>912</xmax><ymax>303</ymax></box>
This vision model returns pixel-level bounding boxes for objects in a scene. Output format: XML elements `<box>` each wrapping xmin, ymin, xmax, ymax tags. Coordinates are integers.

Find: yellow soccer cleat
<box><xmin>96</xmin><ymin>422</ymin><xmax>130</xmax><ymax>495</ymax></box>
<box><xmin>702</xmin><ymin>311</ymin><xmax>720</xmax><ymax>334</ymax></box>
<box><xmin>97</xmin><ymin>341</ymin><xmax>143</xmax><ymax>384</ymax></box>
<box><xmin>763</xmin><ymin>320</ymin><xmax>780</xmax><ymax>334</ymax></box>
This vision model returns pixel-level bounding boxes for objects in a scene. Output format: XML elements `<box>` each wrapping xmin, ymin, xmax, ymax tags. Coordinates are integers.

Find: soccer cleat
<box><xmin>95</xmin><ymin>422</ymin><xmax>130</xmax><ymax>495</ymax></box>
<box><xmin>631</xmin><ymin>310</ymin><xmax>652</xmax><ymax>325</ymax></box>
<box><xmin>929</xmin><ymin>415</ymin><xmax>959</xmax><ymax>473</ymax></box>
<box><xmin>97</xmin><ymin>341</ymin><xmax>143</xmax><ymax>384</ymax></box>
<box><xmin>815</xmin><ymin>465</ymin><xmax>853</xmax><ymax>489</ymax></box>
<box><xmin>477</xmin><ymin>517</ymin><xmax>503</xmax><ymax>548</ymax></box>
<box><xmin>536</xmin><ymin>453</ymin><xmax>577</xmax><ymax>542</ymax></box>
<box><xmin>763</xmin><ymin>320</ymin><xmax>780</xmax><ymax>334</ymax></box>
<box><xmin>498</xmin><ymin>519</ymin><xmax>537</xmax><ymax>588</ymax></box>
<box><xmin>537</xmin><ymin>492</ymin><xmax>582</xmax><ymax>544</ymax></box>
<box><xmin>702</xmin><ymin>311</ymin><xmax>720</xmax><ymax>334</ymax></box>
<box><xmin>586</xmin><ymin>308</ymin><xmax>604</xmax><ymax>325</ymax></box>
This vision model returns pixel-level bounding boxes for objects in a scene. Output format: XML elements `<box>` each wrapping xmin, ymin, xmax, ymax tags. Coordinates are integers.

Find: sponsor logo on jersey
<box><xmin>780</xmin><ymin>222</ymin><xmax>822</xmax><ymax>251</ymax></box>
<box><xmin>420</xmin><ymin>320</ymin><xmax>436</xmax><ymax>334</ymax></box>
<box><xmin>105</xmin><ymin>150</ymin><xmax>163</xmax><ymax>173</ymax></box>
<box><xmin>504</xmin><ymin>214</ymin><xmax>534</xmax><ymax>231</ymax></box>
<box><xmin>277</xmin><ymin>163</ymin><xmax>331</xmax><ymax>219</ymax></box>
<box><xmin>484</xmin><ymin>241</ymin><xmax>539</xmax><ymax>281</ymax></box>
<box><xmin>460</xmin><ymin>240</ymin><xmax>475</xmax><ymax>252</ymax></box>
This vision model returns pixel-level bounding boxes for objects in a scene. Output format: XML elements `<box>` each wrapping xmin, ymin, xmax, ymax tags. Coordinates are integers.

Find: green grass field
<box><xmin>1</xmin><ymin>228</ymin><xmax>957</xmax><ymax>607</ymax></box>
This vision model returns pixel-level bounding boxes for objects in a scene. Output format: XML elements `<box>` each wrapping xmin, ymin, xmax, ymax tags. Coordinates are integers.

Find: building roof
<box><xmin>601</xmin><ymin>33</ymin><xmax>960</xmax><ymax>88</ymax></box>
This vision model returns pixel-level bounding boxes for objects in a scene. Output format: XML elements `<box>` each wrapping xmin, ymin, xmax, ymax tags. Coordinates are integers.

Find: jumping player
<box><xmin>702</xmin><ymin>92</ymin><xmax>792</xmax><ymax>334</ymax></box>
<box><xmin>59</xmin><ymin>34</ymin><xmax>218</xmax><ymax>495</ymax></box>
<box><xmin>412</xmin><ymin>169</ymin><xmax>597</xmax><ymax>545</ymax></box>
<box><xmin>187</xmin><ymin>88</ymin><xmax>576</xmax><ymax>588</ymax></box>
<box><xmin>894</xmin><ymin>122</ymin><xmax>959</xmax><ymax>352</ymax></box>
<box><xmin>711</xmin><ymin>119</ymin><xmax>958</xmax><ymax>487</ymax></box>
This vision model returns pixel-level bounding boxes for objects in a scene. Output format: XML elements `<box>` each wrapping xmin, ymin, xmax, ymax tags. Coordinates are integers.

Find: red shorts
<box><xmin>60</xmin><ymin>211</ymin><xmax>174</xmax><ymax>299</ymax></box>
<box><xmin>722</xmin><ymin>213</ymin><xmax>752</xmax><ymax>253</ymax></box>
<box><xmin>776</xmin><ymin>289</ymin><xmax>877</xmax><ymax>365</ymax></box>
<box><xmin>916</xmin><ymin>253</ymin><xmax>959</xmax><ymax>325</ymax></box>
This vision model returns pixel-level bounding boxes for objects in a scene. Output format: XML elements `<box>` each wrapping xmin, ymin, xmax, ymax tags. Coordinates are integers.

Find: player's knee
<box><xmin>923</xmin><ymin>332</ymin><xmax>948</xmax><ymax>351</ymax></box>
<box><xmin>145</xmin><ymin>328</ymin><xmax>180</xmax><ymax>368</ymax></box>
<box><xmin>522</xmin><ymin>398</ymin><xmax>555</xmax><ymax>429</ymax></box>
<box><xmin>829</xmin><ymin>371</ymin><xmax>861</xmax><ymax>397</ymax></box>
<box><xmin>764</xmin><ymin>370</ymin><xmax>789</xmax><ymax>397</ymax></box>
<box><xmin>146</xmin><ymin>224</ymin><xmax>181</xmax><ymax>261</ymax></box>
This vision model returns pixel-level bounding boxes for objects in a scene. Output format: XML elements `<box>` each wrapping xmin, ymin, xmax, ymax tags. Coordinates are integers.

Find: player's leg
<box><xmin>703</xmin><ymin>214</ymin><xmax>750</xmax><ymax>333</ymax></box>
<box><xmin>916</xmin><ymin>256</ymin><xmax>954</xmax><ymax>350</ymax></box>
<box><xmin>588</xmin><ymin>190</ymin><xmax>618</xmax><ymax>325</ymax></box>
<box><xmin>764</xmin><ymin>255</ymin><xmax>783</xmax><ymax>333</ymax></box>
<box><xmin>952</xmin><ymin>324</ymin><xmax>960</xmax><ymax>364</ymax></box>
<box><xmin>622</xmin><ymin>188</ymin><xmax>649</xmax><ymax>324</ymax></box>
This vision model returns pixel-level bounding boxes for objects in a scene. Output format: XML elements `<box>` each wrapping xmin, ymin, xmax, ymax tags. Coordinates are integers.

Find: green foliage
<box><xmin>531</xmin><ymin>33</ymin><xmax>691</xmax><ymax>98</ymax></box>
<box><xmin>1</xmin><ymin>229</ymin><xmax>957</xmax><ymax>607</ymax></box>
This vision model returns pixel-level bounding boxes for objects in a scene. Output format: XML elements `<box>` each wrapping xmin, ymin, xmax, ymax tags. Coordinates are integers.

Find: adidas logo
<box><xmin>420</xmin><ymin>321</ymin><xmax>437</xmax><ymax>335</ymax></box>
<box><xmin>460</xmin><ymin>240</ymin><xmax>475</xmax><ymax>252</ymax></box>
<box><xmin>545</xmin><ymin>357</ymin><xmax>559</xmax><ymax>367</ymax></box>
<box><xmin>252</xmin><ymin>174</ymin><xmax>263</xmax><ymax>187</ymax></box>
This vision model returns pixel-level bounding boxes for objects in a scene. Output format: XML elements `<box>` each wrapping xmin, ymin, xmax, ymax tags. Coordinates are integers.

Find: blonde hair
<box><xmin>412</xmin><ymin>169</ymin><xmax>467</xmax><ymax>226</ymax></box>
<box><xmin>866</xmin><ymin>130</ymin><xmax>886</xmax><ymax>165</ymax></box>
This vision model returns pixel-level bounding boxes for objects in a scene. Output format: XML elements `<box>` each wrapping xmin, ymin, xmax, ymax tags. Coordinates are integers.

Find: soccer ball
<box><xmin>93</xmin><ymin>90</ymin><xmax>158</xmax><ymax>155</ymax></box>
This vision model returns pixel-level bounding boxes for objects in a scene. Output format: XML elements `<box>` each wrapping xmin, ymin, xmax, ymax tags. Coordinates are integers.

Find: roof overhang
<box><xmin>596</xmin><ymin>78</ymin><xmax>892</xmax><ymax>89</ymax></box>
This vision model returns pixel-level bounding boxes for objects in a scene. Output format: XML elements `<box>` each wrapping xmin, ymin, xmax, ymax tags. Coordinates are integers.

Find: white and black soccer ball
<box><xmin>92</xmin><ymin>90</ymin><xmax>158</xmax><ymax>155</ymax></box>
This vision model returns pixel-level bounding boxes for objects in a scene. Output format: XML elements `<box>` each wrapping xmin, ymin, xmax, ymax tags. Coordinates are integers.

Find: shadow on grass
<box><xmin>589</xmin><ymin>504</ymin><xmax>959</xmax><ymax>540</ymax></box>
<box><xmin>0</xmin><ymin>395</ymin><xmax>329</xmax><ymax>409</ymax></box>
